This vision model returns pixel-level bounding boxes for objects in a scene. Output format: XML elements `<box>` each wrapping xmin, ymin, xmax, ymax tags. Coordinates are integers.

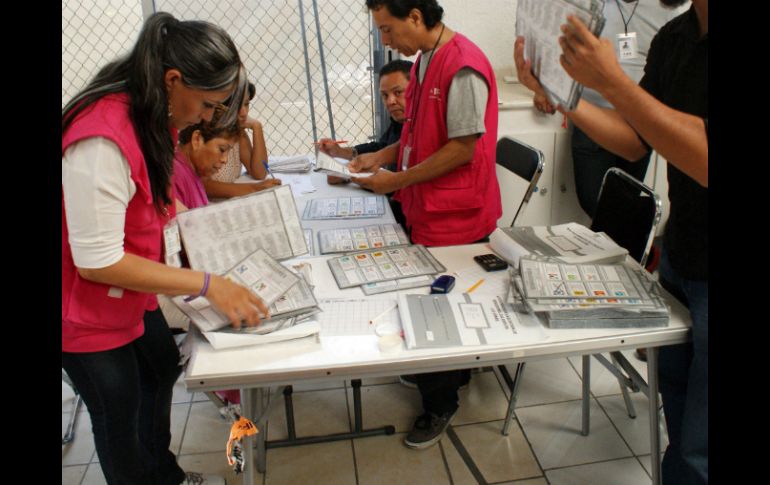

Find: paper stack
<box><xmin>268</xmin><ymin>154</ymin><xmax>312</xmax><ymax>173</ymax></box>
<box><xmin>515</xmin><ymin>0</ymin><xmax>606</xmax><ymax>111</ymax></box>
<box><xmin>489</xmin><ymin>223</ymin><xmax>627</xmax><ymax>269</ymax></box>
<box><xmin>173</xmin><ymin>249</ymin><xmax>321</xmax><ymax>349</ymax></box>
<box><xmin>508</xmin><ymin>256</ymin><xmax>669</xmax><ymax>328</ymax></box>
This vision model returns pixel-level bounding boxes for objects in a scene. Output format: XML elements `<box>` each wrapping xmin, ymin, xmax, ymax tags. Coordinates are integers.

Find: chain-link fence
<box><xmin>63</xmin><ymin>0</ymin><xmax>377</xmax><ymax>156</ymax></box>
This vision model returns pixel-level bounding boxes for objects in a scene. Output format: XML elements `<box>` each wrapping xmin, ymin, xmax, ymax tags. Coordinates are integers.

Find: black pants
<box><xmin>62</xmin><ymin>309</ymin><xmax>186</xmax><ymax>485</ymax></box>
<box><xmin>415</xmin><ymin>234</ymin><xmax>490</xmax><ymax>416</ymax></box>
<box><xmin>572</xmin><ymin>124</ymin><xmax>651</xmax><ymax>218</ymax></box>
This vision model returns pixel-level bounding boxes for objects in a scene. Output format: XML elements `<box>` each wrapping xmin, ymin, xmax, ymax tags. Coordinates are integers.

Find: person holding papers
<box><xmin>532</xmin><ymin>0</ymin><xmax>688</xmax><ymax>219</ymax></box>
<box><xmin>514</xmin><ymin>1</ymin><xmax>707</xmax><ymax>483</ymax></box>
<box><xmin>203</xmin><ymin>81</ymin><xmax>282</xmax><ymax>199</ymax></box>
<box><xmin>318</xmin><ymin>59</ymin><xmax>413</xmax><ymax>226</ymax></box>
<box><xmin>353</xmin><ymin>0</ymin><xmax>502</xmax><ymax>450</ymax></box>
<box><xmin>62</xmin><ymin>12</ymin><xmax>268</xmax><ymax>485</ymax></box>
<box><xmin>173</xmin><ymin>107</ymin><xmax>240</xmax><ymax>209</ymax></box>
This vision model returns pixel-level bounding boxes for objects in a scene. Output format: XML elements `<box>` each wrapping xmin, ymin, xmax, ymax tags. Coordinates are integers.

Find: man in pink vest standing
<box><xmin>352</xmin><ymin>0</ymin><xmax>502</xmax><ymax>449</ymax></box>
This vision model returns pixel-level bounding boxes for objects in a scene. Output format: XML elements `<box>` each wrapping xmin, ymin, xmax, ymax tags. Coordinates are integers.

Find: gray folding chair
<box><xmin>495</xmin><ymin>136</ymin><xmax>545</xmax><ymax>227</ymax></box>
<box><xmin>502</xmin><ymin>167</ymin><xmax>662</xmax><ymax>437</ymax></box>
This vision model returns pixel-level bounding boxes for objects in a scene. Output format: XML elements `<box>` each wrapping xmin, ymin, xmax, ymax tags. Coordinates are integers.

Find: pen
<box><xmin>369</xmin><ymin>304</ymin><xmax>398</xmax><ymax>324</ymax></box>
<box><xmin>313</xmin><ymin>140</ymin><xmax>348</xmax><ymax>145</ymax></box>
<box><xmin>466</xmin><ymin>278</ymin><xmax>485</xmax><ymax>294</ymax></box>
<box><xmin>261</xmin><ymin>160</ymin><xmax>275</xmax><ymax>179</ymax></box>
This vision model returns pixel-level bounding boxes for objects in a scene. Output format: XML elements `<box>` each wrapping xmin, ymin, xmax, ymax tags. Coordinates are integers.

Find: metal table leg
<box><xmin>647</xmin><ymin>347</ymin><xmax>661</xmax><ymax>485</ymax></box>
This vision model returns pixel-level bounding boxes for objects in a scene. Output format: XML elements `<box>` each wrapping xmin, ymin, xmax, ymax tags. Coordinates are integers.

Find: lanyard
<box><xmin>407</xmin><ymin>23</ymin><xmax>445</xmax><ymax>136</ymax></box>
<box><xmin>615</xmin><ymin>0</ymin><xmax>639</xmax><ymax>35</ymax></box>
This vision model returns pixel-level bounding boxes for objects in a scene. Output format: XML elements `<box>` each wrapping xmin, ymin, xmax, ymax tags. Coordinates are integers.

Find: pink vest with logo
<box><xmin>394</xmin><ymin>33</ymin><xmax>501</xmax><ymax>246</ymax></box>
<box><xmin>62</xmin><ymin>93</ymin><xmax>176</xmax><ymax>352</ymax></box>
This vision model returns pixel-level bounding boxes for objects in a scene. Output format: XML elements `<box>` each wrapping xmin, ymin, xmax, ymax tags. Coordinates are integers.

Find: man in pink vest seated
<box><xmin>351</xmin><ymin>0</ymin><xmax>502</xmax><ymax>450</ymax></box>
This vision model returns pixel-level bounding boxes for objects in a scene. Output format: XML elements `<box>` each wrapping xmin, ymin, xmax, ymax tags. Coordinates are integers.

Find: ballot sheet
<box><xmin>176</xmin><ymin>184</ymin><xmax>307</xmax><ymax>274</ymax></box>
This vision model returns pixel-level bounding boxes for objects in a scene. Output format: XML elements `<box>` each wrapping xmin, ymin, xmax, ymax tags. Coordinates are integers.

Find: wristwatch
<box><xmin>350</xmin><ymin>147</ymin><xmax>358</xmax><ymax>159</ymax></box>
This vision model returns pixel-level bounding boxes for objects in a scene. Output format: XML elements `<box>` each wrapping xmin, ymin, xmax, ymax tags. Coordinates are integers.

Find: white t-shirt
<box><xmin>62</xmin><ymin>137</ymin><xmax>134</xmax><ymax>269</ymax></box>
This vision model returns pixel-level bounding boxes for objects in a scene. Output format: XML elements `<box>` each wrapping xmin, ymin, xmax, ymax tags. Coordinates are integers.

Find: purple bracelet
<box><xmin>184</xmin><ymin>272</ymin><xmax>210</xmax><ymax>302</ymax></box>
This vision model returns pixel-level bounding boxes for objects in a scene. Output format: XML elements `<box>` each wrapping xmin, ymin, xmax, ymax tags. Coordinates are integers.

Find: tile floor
<box><xmin>62</xmin><ymin>350</ymin><xmax>667</xmax><ymax>485</ymax></box>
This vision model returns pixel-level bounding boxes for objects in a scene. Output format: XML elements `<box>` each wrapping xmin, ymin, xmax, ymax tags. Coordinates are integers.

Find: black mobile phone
<box><xmin>473</xmin><ymin>254</ymin><xmax>508</xmax><ymax>272</ymax></box>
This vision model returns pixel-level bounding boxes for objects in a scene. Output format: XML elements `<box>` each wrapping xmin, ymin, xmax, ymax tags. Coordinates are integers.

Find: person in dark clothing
<box><xmin>318</xmin><ymin>59</ymin><xmax>412</xmax><ymax>226</ymax></box>
<box><xmin>515</xmin><ymin>1</ymin><xmax>707</xmax><ymax>483</ymax></box>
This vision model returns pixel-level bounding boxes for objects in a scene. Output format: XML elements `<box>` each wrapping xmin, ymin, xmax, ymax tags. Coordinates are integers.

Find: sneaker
<box><xmin>399</xmin><ymin>374</ymin><xmax>469</xmax><ymax>391</ymax></box>
<box><xmin>404</xmin><ymin>410</ymin><xmax>456</xmax><ymax>449</ymax></box>
<box><xmin>181</xmin><ymin>472</ymin><xmax>226</xmax><ymax>485</ymax></box>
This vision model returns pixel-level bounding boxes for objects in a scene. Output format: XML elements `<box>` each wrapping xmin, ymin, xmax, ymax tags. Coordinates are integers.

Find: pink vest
<box><xmin>394</xmin><ymin>33</ymin><xmax>501</xmax><ymax>246</ymax></box>
<box><xmin>62</xmin><ymin>93</ymin><xmax>176</xmax><ymax>352</ymax></box>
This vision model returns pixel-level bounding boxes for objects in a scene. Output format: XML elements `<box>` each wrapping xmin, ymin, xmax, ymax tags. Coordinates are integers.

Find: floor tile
<box><xmin>597</xmin><ymin>393</ymin><xmax>669</xmax><ymax>455</ymax></box>
<box><xmin>498</xmin><ymin>479</ymin><xmax>549</xmax><ymax>485</ymax></box>
<box><xmin>359</xmin><ymin>375</ymin><xmax>400</xmax><ymax>386</ymax></box>
<box><xmin>266</xmin><ymin>388</ymin><xmax>352</xmax><ymax>441</ymax></box>
<box><xmin>568</xmin><ymin>351</ymin><xmax>648</xmax><ymax>398</ymax></box>
<box><xmin>346</xmin><ymin>382</ymin><xmax>422</xmax><ymax>433</ymax></box>
<box><xmin>61</xmin><ymin>410</ymin><xmax>95</xmax><ymax>466</ymax></box>
<box><xmin>178</xmin><ymin>450</ymin><xmax>259</xmax><ymax>484</ymax></box>
<box><xmin>447</xmin><ymin>420</ymin><xmax>541</xmax><ymax>483</ymax></box>
<box><xmin>516</xmin><ymin>399</ymin><xmax>632</xmax><ymax>469</ymax></box>
<box><xmin>638</xmin><ymin>453</ymin><xmax>664</xmax><ymax>477</ymax></box>
<box><xmin>170</xmin><ymin>403</ymin><xmax>191</xmax><ymax>456</ymax></box>
<box><xmin>180</xmin><ymin>401</ymin><xmax>232</xmax><ymax>454</ymax></box>
<box><xmin>265</xmin><ymin>440</ymin><xmax>355</xmax><ymax>485</ymax></box>
<box><xmin>546</xmin><ymin>457</ymin><xmax>652</xmax><ymax>485</ymax></box>
<box><xmin>455</xmin><ymin>370</ymin><xmax>510</xmax><ymax>425</ymax></box>
<box><xmin>505</xmin><ymin>358</ymin><xmax>583</xmax><ymax>408</ymax></box>
<box><xmin>80</xmin><ymin>463</ymin><xmax>107</xmax><ymax>485</ymax></box>
<box><xmin>62</xmin><ymin>464</ymin><xmax>87</xmax><ymax>485</ymax></box>
<box><xmin>354</xmin><ymin>433</ymin><xmax>451</xmax><ymax>485</ymax></box>
<box><xmin>172</xmin><ymin>376</ymin><xmax>195</xmax><ymax>404</ymax></box>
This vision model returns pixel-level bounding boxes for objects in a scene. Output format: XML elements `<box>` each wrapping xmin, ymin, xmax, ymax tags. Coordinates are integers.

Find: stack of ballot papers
<box><xmin>489</xmin><ymin>223</ymin><xmax>627</xmax><ymax>268</ymax></box>
<box><xmin>313</xmin><ymin>151</ymin><xmax>374</xmax><ymax>179</ymax></box>
<box><xmin>173</xmin><ymin>248</ymin><xmax>321</xmax><ymax>349</ymax></box>
<box><xmin>268</xmin><ymin>154</ymin><xmax>312</xmax><ymax>173</ymax></box>
<box><xmin>508</xmin><ymin>256</ymin><xmax>670</xmax><ymax>328</ymax></box>
<box><xmin>515</xmin><ymin>0</ymin><xmax>606</xmax><ymax>111</ymax></box>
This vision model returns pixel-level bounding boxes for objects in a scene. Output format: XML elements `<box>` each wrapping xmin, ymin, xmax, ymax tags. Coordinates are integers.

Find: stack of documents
<box><xmin>489</xmin><ymin>223</ymin><xmax>627</xmax><ymax>268</ymax></box>
<box><xmin>313</xmin><ymin>151</ymin><xmax>374</xmax><ymax>179</ymax></box>
<box><xmin>515</xmin><ymin>0</ymin><xmax>606</xmax><ymax>111</ymax></box>
<box><xmin>326</xmin><ymin>244</ymin><xmax>446</xmax><ymax>290</ymax></box>
<box><xmin>174</xmin><ymin>184</ymin><xmax>308</xmax><ymax>275</ymax></box>
<box><xmin>302</xmin><ymin>195</ymin><xmax>387</xmax><ymax>220</ymax></box>
<box><xmin>317</xmin><ymin>224</ymin><xmax>410</xmax><ymax>254</ymax></box>
<box><xmin>173</xmin><ymin>248</ymin><xmax>321</xmax><ymax>348</ymax></box>
<box><xmin>269</xmin><ymin>154</ymin><xmax>312</xmax><ymax>173</ymax></box>
<box><xmin>509</xmin><ymin>256</ymin><xmax>669</xmax><ymax>328</ymax></box>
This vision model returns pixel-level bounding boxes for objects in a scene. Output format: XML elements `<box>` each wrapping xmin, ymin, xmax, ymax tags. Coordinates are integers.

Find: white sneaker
<box><xmin>181</xmin><ymin>471</ymin><xmax>226</xmax><ymax>485</ymax></box>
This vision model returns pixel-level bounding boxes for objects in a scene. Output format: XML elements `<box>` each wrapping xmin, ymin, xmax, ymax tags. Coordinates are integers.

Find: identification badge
<box><xmin>617</xmin><ymin>32</ymin><xmax>638</xmax><ymax>60</ymax></box>
<box><xmin>402</xmin><ymin>145</ymin><xmax>412</xmax><ymax>171</ymax></box>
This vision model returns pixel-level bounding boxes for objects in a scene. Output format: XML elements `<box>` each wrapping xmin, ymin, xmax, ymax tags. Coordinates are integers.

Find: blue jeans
<box><xmin>62</xmin><ymin>309</ymin><xmax>186</xmax><ymax>485</ymax></box>
<box><xmin>571</xmin><ymin>125</ymin><xmax>651</xmax><ymax>218</ymax></box>
<box><xmin>657</xmin><ymin>250</ymin><xmax>708</xmax><ymax>485</ymax></box>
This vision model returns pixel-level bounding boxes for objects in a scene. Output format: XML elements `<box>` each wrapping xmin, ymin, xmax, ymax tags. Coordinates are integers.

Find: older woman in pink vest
<box><xmin>352</xmin><ymin>0</ymin><xmax>502</xmax><ymax>450</ymax></box>
<box><xmin>62</xmin><ymin>12</ymin><xmax>268</xmax><ymax>485</ymax></box>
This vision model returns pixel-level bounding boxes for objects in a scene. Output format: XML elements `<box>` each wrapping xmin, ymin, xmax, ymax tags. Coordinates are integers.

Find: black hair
<box><xmin>379</xmin><ymin>59</ymin><xmax>413</xmax><ymax>79</ymax></box>
<box><xmin>62</xmin><ymin>12</ymin><xmax>246</xmax><ymax>210</ymax></box>
<box><xmin>365</xmin><ymin>0</ymin><xmax>444</xmax><ymax>29</ymax></box>
<box><xmin>178</xmin><ymin>107</ymin><xmax>241</xmax><ymax>145</ymax></box>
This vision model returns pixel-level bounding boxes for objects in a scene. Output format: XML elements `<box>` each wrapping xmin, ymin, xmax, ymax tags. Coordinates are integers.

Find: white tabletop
<box><xmin>184</xmin><ymin>242</ymin><xmax>690</xmax><ymax>392</ymax></box>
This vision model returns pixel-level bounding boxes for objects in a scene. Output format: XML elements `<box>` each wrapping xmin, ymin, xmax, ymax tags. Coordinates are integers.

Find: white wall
<box><xmin>440</xmin><ymin>0</ymin><xmax>519</xmax><ymax>74</ymax></box>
